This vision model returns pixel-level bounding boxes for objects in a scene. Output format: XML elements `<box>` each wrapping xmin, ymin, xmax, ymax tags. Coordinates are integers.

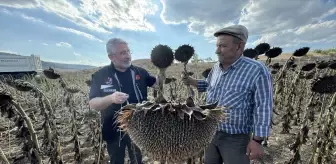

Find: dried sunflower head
<box><xmin>286</xmin><ymin>57</ymin><xmax>296</xmax><ymax>67</ymax></box>
<box><xmin>243</xmin><ymin>48</ymin><xmax>258</xmax><ymax>59</ymax></box>
<box><xmin>301</xmin><ymin>63</ymin><xmax>316</xmax><ymax>72</ymax></box>
<box><xmin>0</xmin><ymin>89</ymin><xmax>15</xmax><ymax>118</ymax></box>
<box><xmin>117</xmin><ymin>98</ymin><xmax>227</xmax><ymax>163</ymax></box>
<box><xmin>43</xmin><ymin>67</ymin><xmax>61</xmax><ymax>79</ymax></box>
<box><xmin>174</xmin><ymin>44</ymin><xmax>194</xmax><ymax>63</ymax></box>
<box><xmin>150</xmin><ymin>44</ymin><xmax>174</xmax><ymax>69</ymax></box>
<box><xmin>164</xmin><ymin>77</ymin><xmax>176</xmax><ymax>84</ymax></box>
<box><xmin>65</xmin><ymin>86</ymin><xmax>81</xmax><ymax>94</ymax></box>
<box><xmin>0</xmin><ymin>75</ymin><xmax>6</xmax><ymax>82</ymax></box>
<box><xmin>328</xmin><ymin>60</ymin><xmax>336</xmax><ymax>70</ymax></box>
<box><xmin>13</xmin><ymin>80</ymin><xmax>34</xmax><ymax>92</ymax></box>
<box><xmin>4</xmin><ymin>77</ymin><xmax>15</xmax><ymax>87</ymax></box>
<box><xmin>202</xmin><ymin>68</ymin><xmax>212</xmax><ymax>78</ymax></box>
<box><xmin>187</xmin><ymin>71</ymin><xmax>194</xmax><ymax>76</ymax></box>
<box><xmin>299</xmin><ymin>72</ymin><xmax>306</xmax><ymax>79</ymax></box>
<box><xmin>265</xmin><ymin>47</ymin><xmax>282</xmax><ymax>58</ymax></box>
<box><xmin>254</xmin><ymin>42</ymin><xmax>270</xmax><ymax>55</ymax></box>
<box><xmin>311</xmin><ymin>75</ymin><xmax>336</xmax><ymax>94</ymax></box>
<box><xmin>85</xmin><ymin>79</ymin><xmax>92</xmax><ymax>86</ymax></box>
<box><xmin>271</xmin><ymin>70</ymin><xmax>278</xmax><ymax>74</ymax></box>
<box><xmin>293</xmin><ymin>47</ymin><xmax>310</xmax><ymax>57</ymax></box>
<box><xmin>271</xmin><ymin>63</ymin><xmax>281</xmax><ymax>70</ymax></box>
<box><xmin>316</xmin><ymin>60</ymin><xmax>329</xmax><ymax>69</ymax></box>
<box><xmin>305</xmin><ymin>71</ymin><xmax>315</xmax><ymax>80</ymax></box>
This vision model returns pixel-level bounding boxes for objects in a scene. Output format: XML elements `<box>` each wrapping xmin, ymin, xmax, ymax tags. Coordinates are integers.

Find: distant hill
<box><xmin>41</xmin><ymin>61</ymin><xmax>97</xmax><ymax>71</ymax></box>
<box><xmin>0</xmin><ymin>52</ymin><xmax>97</xmax><ymax>71</ymax></box>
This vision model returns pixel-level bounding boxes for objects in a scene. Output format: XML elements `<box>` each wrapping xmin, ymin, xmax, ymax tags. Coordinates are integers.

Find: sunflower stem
<box><xmin>183</xmin><ymin>63</ymin><xmax>193</xmax><ymax>98</ymax></box>
<box><xmin>0</xmin><ymin>147</ymin><xmax>9</xmax><ymax>164</ymax></box>
<box><xmin>266</xmin><ymin>57</ymin><xmax>271</xmax><ymax>66</ymax></box>
<box><xmin>156</xmin><ymin>68</ymin><xmax>167</xmax><ymax>103</ymax></box>
<box><xmin>11</xmin><ymin>100</ymin><xmax>43</xmax><ymax>164</ymax></box>
<box><xmin>275</xmin><ymin>55</ymin><xmax>294</xmax><ymax>82</ymax></box>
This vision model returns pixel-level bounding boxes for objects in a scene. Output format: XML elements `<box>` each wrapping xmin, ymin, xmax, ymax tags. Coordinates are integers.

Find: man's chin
<box><xmin>122</xmin><ymin>63</ymin><xmax>131</xmax><ymax>68</ymax></box>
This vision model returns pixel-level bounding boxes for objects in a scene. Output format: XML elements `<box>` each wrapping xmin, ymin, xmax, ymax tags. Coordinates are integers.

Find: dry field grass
<box><xmin>0</xmin><ymin>52</ymin><xmax>336</xmax><ymax>164</ymax></box>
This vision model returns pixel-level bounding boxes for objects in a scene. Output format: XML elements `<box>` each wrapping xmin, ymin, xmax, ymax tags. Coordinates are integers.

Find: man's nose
<box><xmin>215</xmin><ymin>48</ymin><xmax>220</xmax><ymax>54</ymax></box>
<box><xmin>125</xmin><ymin>53</ymin><xmax>131</xmax><ymax>59</ymax></box>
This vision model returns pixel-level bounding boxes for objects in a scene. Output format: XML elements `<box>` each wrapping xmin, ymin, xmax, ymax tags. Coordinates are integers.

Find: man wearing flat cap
<box><xmin>182</xmin><ymin>24</ymin><xmax>273</xmax><ymax>163</ymax></box>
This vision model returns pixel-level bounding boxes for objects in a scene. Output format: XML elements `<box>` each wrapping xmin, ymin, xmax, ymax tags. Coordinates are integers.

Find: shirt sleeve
<box><xmin>89</xmin><ymin>73</ymin><xmax>101</xmax><ymax>100</ymax></box>
<box><xmin>197</xmin><ymin>66</ymin><xmax>214</xmax><ymax>92</ymax></box>
<box><xmin>252</xmin><ymin>66</ymin><xmax>273</xmax><ymax>137</ymax></box>
<box><xmin>197</xmin><ymin>79</ymin><xmax>209</xmax><ymax>92</ymax></box>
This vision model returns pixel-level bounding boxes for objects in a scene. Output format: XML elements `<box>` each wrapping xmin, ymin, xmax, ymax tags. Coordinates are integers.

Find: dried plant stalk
<box><xmin>11</xmin><ymin>100</ymin><xmax>43</xmax><ymax>164</ymax></box>
<box><xmin>0</xmin><ymin>147</ymin><xmax>10</xmax><ymax>164</ymax></box>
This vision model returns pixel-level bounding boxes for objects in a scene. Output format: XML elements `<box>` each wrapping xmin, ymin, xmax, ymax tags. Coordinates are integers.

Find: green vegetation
<box><xmin>312</xmin><ymin>48</ymin><xmax>336</xmax><ymax>55</ymax></box>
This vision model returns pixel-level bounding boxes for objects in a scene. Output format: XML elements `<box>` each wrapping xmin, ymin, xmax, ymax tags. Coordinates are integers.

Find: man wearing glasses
<box><xmin>89</xmin><ymin>38</ymin><xmax>157</xmax><ymax>164</ymax></box>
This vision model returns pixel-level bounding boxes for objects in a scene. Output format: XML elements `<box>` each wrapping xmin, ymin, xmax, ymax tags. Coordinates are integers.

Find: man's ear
<box><xmin>238</xmin><ymin>42</ymin><xmax>245</xmax><ymax>54</ymax></box>
<box><xmin>108</xmin><ymin>55</ymin><xmax>114</xmax><ymax>61</ymax></box>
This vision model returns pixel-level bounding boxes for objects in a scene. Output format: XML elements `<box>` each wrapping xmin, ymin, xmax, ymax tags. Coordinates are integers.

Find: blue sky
<box><xmin>0</xmin><ymin>0</ymin><xmax>335</xmax><ymax>66</ymax></box>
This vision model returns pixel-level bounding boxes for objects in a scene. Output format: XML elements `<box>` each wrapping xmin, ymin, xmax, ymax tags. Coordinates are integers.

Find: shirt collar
<box><xmin>231</xmin><ymin>54</ymin><xmax>243</xmax><ymax>68</ymax></box>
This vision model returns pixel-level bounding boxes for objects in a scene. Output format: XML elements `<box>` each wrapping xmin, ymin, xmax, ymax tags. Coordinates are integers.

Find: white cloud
<box><xmin>4</xmin><ymin>10</ymin><xmax>104</xmax><ymax>43</ymax></box>
<box><xmin>1</xmin><ymin>8</ymin><xmax>12</xmax><ymax>15</ymax></box>
<box><xmin>0</xmin><ymin>49</ymin><xmax>18</xmax><ymax>54</ymax></box>
<box><xmin>238</xmin><ymin>0</ymin><xmax>336</xmax><ymax>35</ymax></box>
<box><xmin>73</xmin><ymin>52</ymin><xmax>81</xmax><ymax>56</ymax></box>
<box><xmin>0</xmin><ymin>0</ymin><xmax>39</xmax><ymax>8</ymax></box>
<box><xmin>56</xmin><ymin>42</ymin><xmax>72</xmax><ymax>48</ymax></box>
<box><xmin>252</xmin><ymin>20</ymin><xmax>336</xmax><ymax>48</ymax></box>
<box><xmin>160</xmin><ymin>0</ymin><xmax>245</xmax><ymax>25</ymax></box>
<box><xmin>53</xmin><ymin>26</ymin><xmax>103</xmax><ymax>42</ymax></box>
<box><xmin>39</xmin><ymin>0</ymin><xmax>110</xmax><ymax>33</ymax></box>
<box><xmin>42</xmin><ymin>43</ymin><xmax>48</xmax><ymax>46</ymax></box>
<box><xmin>79</xmin><ymin>0</ymin><xmax>158</xmax><ymax>32</ymax></box>
<box><xmin>0</xmin><ymin>0</ymin><xmax>159</xmax><ymax>33</ymax></box>
<box><xmin>160</xmin><ymin>0</ymin><xmax>246</xmax><ymax>38</ymax></box>
<box><xmin>21</xmin><ymin>14</ymin><xmax>44</xmax><ymax>23</ymax></box>
<box><xmin>160</xmin><ymin>0</ymin><xmax>336</xmax><ymax>48</ymax></box>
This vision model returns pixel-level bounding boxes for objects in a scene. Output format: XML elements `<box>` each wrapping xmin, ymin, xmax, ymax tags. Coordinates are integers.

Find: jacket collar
<box><xmin>109</xmin><ymin>62</ymin><xmax>135</xmax><ymax>72</ymax></box>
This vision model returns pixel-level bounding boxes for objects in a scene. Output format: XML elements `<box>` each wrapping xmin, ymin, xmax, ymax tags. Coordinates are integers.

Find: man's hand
<box><xmin>181</xmin><ymin>73</ymin><xmax>192</xmax><ymax>85</ymax></box>
<box><xmin>246</xmin><ymin>139</ymin><xmax>264</xmax><ymax>160</ymax></box>
<box><xmin>111</xmin><ymin>91</ymin><xmax>129</xmax><ymax>104</ymax></box>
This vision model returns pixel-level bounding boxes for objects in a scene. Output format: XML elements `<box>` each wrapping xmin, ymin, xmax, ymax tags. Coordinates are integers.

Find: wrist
<box><xmin>252</xmin><ymin>138</ymin><xmax>263</xmax><ymax>145</ymax></box>
<box><xmin>191</xmin><ymin>78</ymin><xmax>197</xmax><ymax>86</ymax></box>
<box><xmin>253</xmin><ymin>136</ymin><xmax>263</xmax><ymax>140</ymax></box>
<box><xmin>107</xmin><ymin>94</ymin><xmax>116</xmax><ymax>104</ymax></box>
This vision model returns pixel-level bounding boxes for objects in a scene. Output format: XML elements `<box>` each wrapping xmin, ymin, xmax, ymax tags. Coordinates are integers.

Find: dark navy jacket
<box><xmin>89</xmin><ymin>63</ymin><xmax>156</xmax><ymax>141</ymax></box>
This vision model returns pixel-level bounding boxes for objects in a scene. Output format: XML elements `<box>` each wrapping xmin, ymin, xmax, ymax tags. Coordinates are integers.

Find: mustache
<box><xmin>121</xmin><ymin>59</ymin><xmax>131</xmax><ymax>62</ymax></box>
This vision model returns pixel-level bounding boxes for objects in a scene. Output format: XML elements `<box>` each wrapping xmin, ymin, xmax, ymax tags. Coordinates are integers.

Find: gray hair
<box><xmin>232</xmin><ymin>37</ymin><xmax>242</xmax><ymax>44</ymax></box>
<box><xmin>106</xmin><ymin>38</ymin><xmax>128</xmax><ymax>55</ymax></box>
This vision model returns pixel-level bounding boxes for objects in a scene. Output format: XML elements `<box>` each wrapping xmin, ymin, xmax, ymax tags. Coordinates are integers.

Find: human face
<box><xmin>215</xmin><ymin>35</ymin><xmax>244</xmax><ymax>67</ymax></box>
<box><xmin>108</xmin><ymin>43</ymin><xmax>132</xmax><ymax>70</ymax></box>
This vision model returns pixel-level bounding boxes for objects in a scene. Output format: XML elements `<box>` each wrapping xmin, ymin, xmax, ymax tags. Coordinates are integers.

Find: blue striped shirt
<box><xmin>197</xmin><ymin>55</ymin><xmax>273</xmax><ymax>137</ymax></box>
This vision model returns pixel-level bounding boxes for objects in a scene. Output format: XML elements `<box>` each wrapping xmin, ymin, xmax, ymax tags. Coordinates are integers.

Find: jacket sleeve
<box><xmin>145</xmin><ymin>70</ymin><xmax>156</xmax><ymax>87</ymax></box>
<box><xmin>89</xmin><ymin>73</ymin><xmax>101</xmax><ymax>100</ymax></box>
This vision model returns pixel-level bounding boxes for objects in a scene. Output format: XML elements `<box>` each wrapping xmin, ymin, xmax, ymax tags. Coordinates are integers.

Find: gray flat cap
<box><xmin>214</xmin><ymin>24</ymin><xmax>248</xmax><ymax>42</ymax></box>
